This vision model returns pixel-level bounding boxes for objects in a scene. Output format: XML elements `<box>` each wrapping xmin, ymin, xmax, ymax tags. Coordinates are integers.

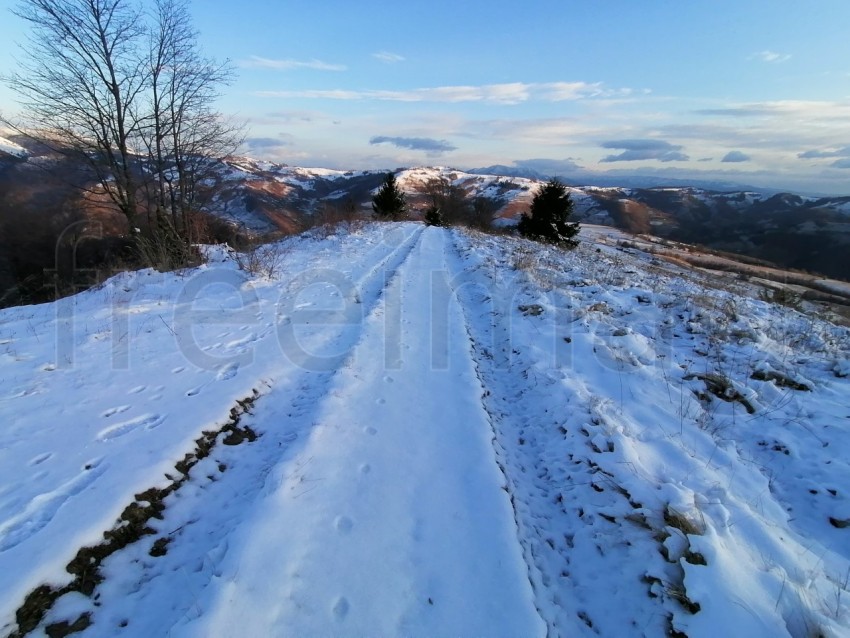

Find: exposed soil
<box><xmin>8</xmin><ymin>390</ymin><xmax>261</xmax><ymax>638</ymax></box>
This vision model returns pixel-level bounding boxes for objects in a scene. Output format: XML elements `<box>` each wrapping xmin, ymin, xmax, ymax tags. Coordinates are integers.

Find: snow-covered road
<box><xmin>142</xmin><ymin>227</ymin><xmax>544</xmax><ymax>636</ymax></box>
<box><xmin>1</xmin><ymin>226</ymin><xmax>544</xmax><ymax>637</ymax></box>
<box><xmin>2</xmin><ymin>222</ymin><xmax>849</xmax><ymax>637</ymax></box>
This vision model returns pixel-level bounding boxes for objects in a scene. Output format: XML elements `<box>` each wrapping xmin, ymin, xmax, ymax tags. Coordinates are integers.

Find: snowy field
<box><xmin>1</xmin><ymin>223</ymin><xmax>849</xmax><ymax>637</ymax></box>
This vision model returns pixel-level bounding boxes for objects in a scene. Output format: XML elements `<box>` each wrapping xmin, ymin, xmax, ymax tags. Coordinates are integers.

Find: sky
<box><xmin>1</xmin><ymin>0</ymin><xmax>849</xmax><ymax>194</ymax></box>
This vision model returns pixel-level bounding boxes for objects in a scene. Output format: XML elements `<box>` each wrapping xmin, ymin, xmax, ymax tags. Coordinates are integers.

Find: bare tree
<box><xmin>424</xmin><ymin>176</ymin><xmax>470</xmax><ymax>226</ymax></box>
<box><xmin>469</xmin><ymin>195</ymin><xmax>497</xmax><ymax>230</ymax></box>
<box><xmin>4</xmin><ymin>0</ymin><xmax>243</xmax><ymax>265</ymax></box>
<box><xmin>141</xmin><ymin>0</ymin><xmax>241</xmax><ymax>244</ymax></box>
<box><xmin>7</xmin><ymin>0</ymin><xmax>148</xmax><ymax>227</ymax></box>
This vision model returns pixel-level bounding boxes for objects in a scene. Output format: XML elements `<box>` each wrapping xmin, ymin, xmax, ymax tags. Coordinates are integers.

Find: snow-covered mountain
<box><xmin>470</xmin><ymin>163</ymin><xmax>779</xmax><ymax>193</ymax></box>
<box><xmin>1</xmin><ymin>223</ymin><xmax>848</xmax><ymax>636</ymax></box>
<box><xmin>208</xmin><ymin>161</ymin><xmax>850</xmax><ymax>280</ymax></box>
<box><xmin>2</xmin><ymin>136</ymin><xmax>850</xmax><ymax>280</ymax></box>
<box><xmin>0</xmin><ymin>135</ymin><xmax>27</xmax><ymax>159</ymax></box>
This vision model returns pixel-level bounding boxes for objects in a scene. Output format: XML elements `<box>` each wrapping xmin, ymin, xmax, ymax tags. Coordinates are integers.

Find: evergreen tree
<box><xmin>372</xmin><ymin>172</ymin><xmax>407</xmax><ymax>220</ymax></box>
<box><xmin>518</xmin><ymin>178</ymin><xmax>580</xmax><ymax>247</ymax></box>
<box><xmin>424</xmin><ymin>205</ymin><xmax>444</xmax><ymax>227</ymax></box>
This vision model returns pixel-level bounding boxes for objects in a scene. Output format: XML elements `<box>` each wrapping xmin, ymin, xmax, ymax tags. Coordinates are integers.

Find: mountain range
<box><xmin>2</xmin><ymin>134</ymin><xmax>850</xmax><ymax>282</ymax></box>
<box><xmin>210</xmin><ymin>159</ymin><xmax>850</xmax><ymax>281</ymax></box>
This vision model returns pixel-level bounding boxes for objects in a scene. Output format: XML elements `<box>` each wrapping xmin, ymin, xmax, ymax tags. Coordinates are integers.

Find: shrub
<box><xmin>372</xmin><ymin>172</ymin><xmax>407</xmax><ymax>221</ymax></box>
<box><xmin>424</xmin><ymin>206</ymin><xmax>444</xmax><ymax>227</ymax></box>
<box><xmin>518</xmin><ymin>178</ymin><xmax>580</xmax><ymax>248</ymax></box>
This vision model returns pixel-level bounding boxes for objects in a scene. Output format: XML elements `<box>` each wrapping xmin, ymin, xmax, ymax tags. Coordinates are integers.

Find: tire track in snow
<box><xmin>440</xmin><ymin>232</ymin><xmax>558</xmax><ymax>633</ymax></box>
<box><xmin>446</xmin><ymin>229</ymin><xmax>675</xmax><ymax>636</ymax></box>
<box><xmin>170</xmin><ymin>225</ymin><xmax>543</xmax><ymax>637</ymax></box>
<box><xmin>428</xmin><ymin>229</ymin><xmax>551</xmax><ymax>631</ymax></box>
<box><xmin>1</xmin><ymin>225</ymin><xmax>429</xmax><ymax>635</ymax></box>
<box><xmin>18</xmin><ymin>225</ymin><xmax>427</xmax><ymax>637</ymax></box>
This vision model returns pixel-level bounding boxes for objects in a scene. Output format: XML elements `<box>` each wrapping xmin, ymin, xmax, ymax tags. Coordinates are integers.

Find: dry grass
<box><xmin>664</xmin><ymin>505</ymin><xmax>706</xmax><ymax>537</ymax></box>
<box><xmin>685</xmin><ymin>372</ymin><xmax>757</xmax><ymax>415</ymax></box>
<box><xmin>233</xmin><ymin>240</ymin><xmax>289</xmax><ymax>278</ymax></box>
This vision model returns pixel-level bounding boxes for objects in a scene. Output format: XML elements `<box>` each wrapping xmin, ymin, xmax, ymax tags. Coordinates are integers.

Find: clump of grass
<box><xmin>664</xmin><ymin>505</ymin><xmax>706</xmax><ymax>537</ymax></box>
<box><xmin>760</xmin><ymin>287</ymin><xmax>802</xmax><ymax>311</ymax></box>
<box><xmin>667</xmin><ymin>581</ymin><xmax>702</xmax><ymax>614</ymax></box>
<box><xmin>511</xmin><ymin>246</ymin><xmax>537</xmax><ymax>272</ymax></box>
<box><xmin>684</xmin><ymin>550</ymin><xmax>708</xmax><ymax>566</ymax></box>
<box><xmin>44</xmin><ymin>613</ymin><xmax>91</xmax><ymax>638</ymax></box>
<box><xmin>751</xmin><ymin>369</ymin><xmax>811</xmax><ymax>392</ymax></box>
<box><xmin>685</xmin><ymin>372</ymin><xmax>756</xmax><ymax>414</ymax></box>
<box><xmin>233</xmin><ymin>241</ymin><xmax>288</xmax><ymax>278</ymax></box>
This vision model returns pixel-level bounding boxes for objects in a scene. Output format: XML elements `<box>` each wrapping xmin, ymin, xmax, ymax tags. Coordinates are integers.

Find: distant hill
<box><xmin>0</xmin><ymin>135</ymin><xmax>28</xmax><ymax>159</ymax></box>
<box><xmin>2</xmin><ymin>138</ymin><xmax>850</xmax><ymax>282</ymax></box>
<box><xmin>469</xmin><ymin>164</ymin><xmax>778</xmax><ymax>193</ymax></box>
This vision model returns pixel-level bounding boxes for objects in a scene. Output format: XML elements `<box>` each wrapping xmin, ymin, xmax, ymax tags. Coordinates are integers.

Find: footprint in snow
<box><xmin>101</xmin><ymin>405</ymin><xmax>131</xmax><ymax>418</ymax></box>
<box><xmin>172</xmin><ymin>366</ymin><xmax>185</xmax><ymax>374</ymax></box>
<box><xmin>216</xmin><ymin>362</ymin><xmax>239</xmax><ymax>381</ymax></box>
<box><xmin>29</xmin><ymin>452</ymin><xmax>53</xmax><ymax>466</ymax></box>
<box><xmin>128</xmin><ymin>385</ymin><xmax>147</xmax><ymax>394</ymax></box>
<box><xmin>364</xmin><ymin>426</ymin><xmax>377</xmax><ymax>436</ymax></box>
<box><xmin>282</xmin><ymin>432</ymin><xmax>298</xmax><ymax>443</ymax></box>
<box><xmin>186</xmin><ymin>387</ymin><xmax>202</xmax><ymax>397</ymax></box>
<box><xmin>332</xmin><ymin>597</ymin><xmax>350</xmax><ymax>620</ymax></box>
<box><xmin>0</xmin><ymin>457</ymin><xmax>107</xmax><ymax>552</ymax></box>
<box><xmin>97</xmin><ymin>414</ymin><xmax>165</xmax><ymax>441</ymax></box>
<box><xmin>83</xmin><ymin>457</ymin><xmax>104</xmax><ymax>471</ymax></box>
<box><xmin>359</xmin><ymin>464</ymin><xmax>371</xmax><ymax>475</ymax></box>
<box><xmin>334</xmin><ymin>516</ymin><xmax>353</xmax><ymax>534</ymax></box>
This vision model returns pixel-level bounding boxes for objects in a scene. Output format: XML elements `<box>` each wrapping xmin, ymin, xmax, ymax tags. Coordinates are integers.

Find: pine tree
<box><xmin>372</xmin><ymin>172</ymin><xmax>407</xmax><ymax>221</ymax></box>
<box><xmin>518</xmin><ymin>178</ymin><xmax>580</xmax><ymax>247</ymax></box>
<box><xmin>424</xmin><ymin>205</ymin><xmax>443</xmax><ymax>227</ymax></box>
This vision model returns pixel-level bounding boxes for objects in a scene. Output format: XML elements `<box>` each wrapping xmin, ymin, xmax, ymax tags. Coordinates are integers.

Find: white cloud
<box><xmin>539</xmin><ymin>82</ymin><xmax>635</xmax><ymax>101</ymax></box>
<box><xmin>254</xmin><ymin>82</ymin><xmax>631</xmax><ymax>105</ymax></box>
<box><xmin>751</xmin><ymin>50</ymin><xmax>791</xmax><ymax>63</ymax></box>
<box><xmin>600</xmin><ymin>139</ymin><xmax>689</xmax><ymax>163</ymax></box>
<box><xmin>721</xmin><ymin>150</ymin><xmax>751</xmax><ymax>163</ymax></box>
<box><xmin>798</xmin><ymin>145</ymin><xmax>850</xmax><ymax>159</ymax></box>
<box><xmin>370</xmin><ymin>136</ymin><xmax>456</xmax><ymax>155</ymax></box>
<box><xmin>238</xmin><ymin>94</ymin><xmax>850</xmax><ymax>193</ymax></box>
<box><xmin>372</xmin><ymin>51</ymin><xmax>405</xmax><ymax>63</ymax></box>
<box><xmin>240</xmin><ymin>56</ymin><xmax>347</xmax><ymax>72</ymax></box>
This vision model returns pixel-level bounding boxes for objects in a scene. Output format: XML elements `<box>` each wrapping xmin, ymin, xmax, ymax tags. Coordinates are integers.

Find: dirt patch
<box><xmin>8</xmin><ymin>389</ymin><xmax>261</xmax><ymax>638</ymax></box>
<box><xmin>44</xmin><ymin>613</ymin><xmax>91</xmax><ymax>638</ymax></box>
<box><xmin>686</xmin><ymin>372</ymin><xmax>756</xmax><ymax>414</ymax></box>
<box><xmin>750</xmin><ymin>369</ymin><xmax>811</xmax><ymax>392</ymax></box>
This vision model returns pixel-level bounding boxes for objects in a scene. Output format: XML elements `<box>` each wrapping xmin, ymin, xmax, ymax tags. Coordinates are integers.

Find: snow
<box><xmin>0</xmin><ymin>135</ymin><xmax>27</xmax><ymax>158</ymax></box>
<box><xmin>816</xmin><ymin>279</ymin><xmax>850</xmax><ymax>297</ymax></box>
<box><xmin>1</xmin><ymin>222</ymin><xmax>849</xmax><ymax>636</ymax></box>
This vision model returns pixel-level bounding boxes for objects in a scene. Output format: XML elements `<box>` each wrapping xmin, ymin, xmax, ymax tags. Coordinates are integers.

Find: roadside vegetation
<box><xmin>0</xmin><ymin>0</ymin><xmax>242</xmax><ymax>306</ymax></box>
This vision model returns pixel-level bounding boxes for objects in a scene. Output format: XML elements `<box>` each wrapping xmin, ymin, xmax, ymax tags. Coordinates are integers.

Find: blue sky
<box><xmin>2</xmin><ymin>0</ymin><xmax>849</xmax><ymax>193</ymax></box>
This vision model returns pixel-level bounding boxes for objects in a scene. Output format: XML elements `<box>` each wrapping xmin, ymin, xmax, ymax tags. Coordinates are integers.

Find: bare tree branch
<box><xmin>3</xmin><ymin>0</ymin><xmax>243</xmax><ymax>256</ymax></box>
